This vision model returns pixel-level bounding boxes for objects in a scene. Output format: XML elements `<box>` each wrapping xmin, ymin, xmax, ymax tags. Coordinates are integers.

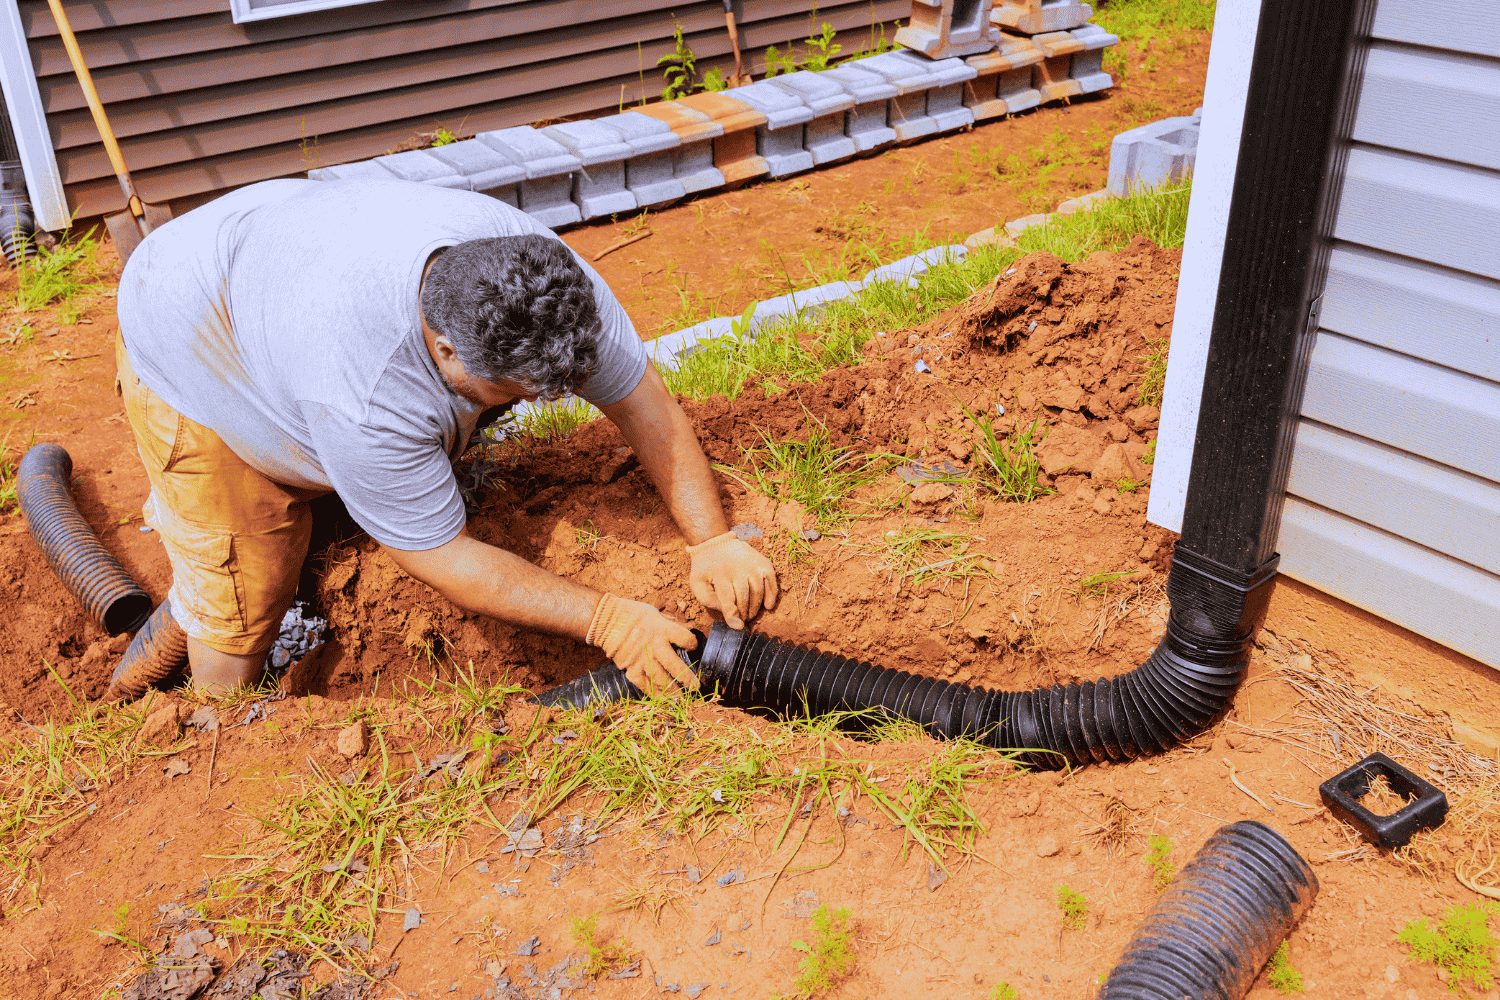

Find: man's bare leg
<box><xmin>187</xmin><ymin>637</ymin><xmax>264</xmax><ymax>693</ymax></box>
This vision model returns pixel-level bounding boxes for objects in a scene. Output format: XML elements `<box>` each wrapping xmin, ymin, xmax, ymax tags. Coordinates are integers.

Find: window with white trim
<box><xmin>230</xmin><ymin>0</ymin><xmax>390</xmax><ymax>24</ymax></box>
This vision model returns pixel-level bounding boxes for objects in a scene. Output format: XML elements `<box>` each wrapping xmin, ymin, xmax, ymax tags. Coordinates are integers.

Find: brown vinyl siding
<box><xmin>20</xmin><ymin>0</ymin><xmax>907</xmax><ymax>219</ymax></box>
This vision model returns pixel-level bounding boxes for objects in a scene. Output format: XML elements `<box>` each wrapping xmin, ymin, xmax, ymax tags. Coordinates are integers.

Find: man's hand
<box><xmin>685</xmin><ymin>531</ymin><xmax>779</xmax><ymax>629</ymax></box>
<box><xmin>587</xmin><ymin>592</ymin><xmax>698</xmax><ymax>696</ymax></box>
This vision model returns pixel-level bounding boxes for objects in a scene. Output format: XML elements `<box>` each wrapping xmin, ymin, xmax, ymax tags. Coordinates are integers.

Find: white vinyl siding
<box><xmin>1276</xmin><ymin>0</ymin><xmax>1500</xmax><ymax>669</ymax></box>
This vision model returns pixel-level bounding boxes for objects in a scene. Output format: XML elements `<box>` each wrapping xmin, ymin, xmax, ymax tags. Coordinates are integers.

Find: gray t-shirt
<box><xmin>118</xmin><ymin>179</ymin><xmax>647</xmax><ymax>550</ymax></box>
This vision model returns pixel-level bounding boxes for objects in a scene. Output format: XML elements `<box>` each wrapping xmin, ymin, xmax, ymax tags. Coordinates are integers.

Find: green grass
<box><xmin>0</xmin><ymin>687</ymin><xmax>157</xmax><ymax>906</ymax></box>
<box><xmin>965</xmin><ymin>411</ymin><xmax>1052</xmax><ymax>504</ymax></box>
<box><xmin>1397</xmin><ymin>903</ymin><xmax>1499</xmax><ymax>993</ymax></box>
<box><xmin>783</xmin><ymin>904</ymin><xmax>856</xmax><ymax>998</ymax></box>
<box><xmin>1056</xmin><ymin>884</ymin><xmax>1088</xmax><ymax>931</ymax></box>
<box><xmin>722</xmin><ymin>415</ymin><xmax>902</xmax><ymax>527</ymax></box>
<box><xmin>861</xmin><ymin>527</ymin><xmax>994</xmax><ymax>589</ymax></box>
<box><xmin>12</xmin><ymin>229</ymin><xmax>108</xmax><ymax>317</ymax></box>
<box><xmin>1146</xmin><ymin>834</ymin><xmax>1174</xmax><ymax>892</ymax></box>
<box><xmin>1136</xmin><ymin>337</ymin><xmax>1169</xmax><ymax>407</ymax></box>
<box><xmin>516</xmin><ymin>397</ymin><xmax>600</xmax><ymax>440</ymax></box>
<box><xmin>987</xmin><ymin>984</ymin><xmax>1018</xmax><ymax>1000</ymax></box>
<box><xmin>1093</xmin><ymin>0</ymin><xmax>1216</xmax><ymax>43</ymax></box>
<box><xmin>1266</xmin><ymin>941</ymin><xmax>1304</xmax><ymax>994</ymax></box>
<box><xmin>1019</xmin><ymin>180</ymin><xmax>1192</xmax><ymax>254</ymax></box>
<box><xmin>570</xmin><ymin>913</ymin><xmax>634</xmax><ymax>978</ymax></box>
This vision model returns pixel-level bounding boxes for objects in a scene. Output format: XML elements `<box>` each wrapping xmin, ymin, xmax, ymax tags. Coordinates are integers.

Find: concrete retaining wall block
<box><xmin>476</xmin><ymin>127</ymin><xmax>582</xmax><ymax>228</ymax></box>
<box><xmin>677</xmin><ymin>93</ymin><xmax>769</xmax><ymax>186</ymax></box>
<box><xmin>605</xmin><ymin>112</ymin><xmax>685</xmax><ymax>208</ymax></box>
<box><xmin>768</xmin><ymin>71</ymin><xmax>857</xmax><ymax>166</ymax></box>
<box><xmin>896</xmin><ymin>0</ymin><xmax>1003</xmax><ymax>58</ymax></box>
<box><xmin>374</xmin><ymin>149</ymin><xmax>470</xmax><ymax>190</ymax></box>
<box><xmin>992</xmin><ymin>0</ymin><xmax>1093</xmax><ymax>35</ymax></box>
<box><xmin>857</xmin><ymin>52</ymin><xmax>946</xmax><ymax>142</ymax></box>
<box><xmin>306</xmin><ymin>159</ymin><xmax>395</xmax><ymax>182</ymax></box>
<box><xmin>541</xmin><ymin>121</ymin><xmax>638</xmax><ymax>220</ymax></box>
<box><xmin>819</xmin><ymin>63</ymin><xmax>898</xmax><ymax>154</ymax></box>
<box><xmin>421</xmin><ymin>139</ymin><xmax>525</xmax><ymax>202</ymax></box>
<box><xmin>1030</xmin><ymin>31</ymin><xmax>1086</xmax><ymax>102</ymax></box>
<box><xmin>964</xmin><ymin>35</ymin><xmax>1045</xmax><ymax>120</ymax></box>
<box><xmin>1068</xmin><ymin>24</ymin><xmax>1119</xmax><ymax>93</ymax></box>
<box><xmin>632</xmin><ymin>102</ymin><xmax>727</xmax><ymax>195</ymax></box>
<box><xmin>728</xmin><ymin>82</ymin><xmax>815</xmax><ymax>179</ymax></box>
<box><xmin>1107</xmin><ymin>110</ymin><xmax>1200</xmax><ymax>197</ymax></box>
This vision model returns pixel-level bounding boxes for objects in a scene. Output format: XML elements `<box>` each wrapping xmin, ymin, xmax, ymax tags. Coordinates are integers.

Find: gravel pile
<box><xmin>264</xmin><ymin>600</ymin><xmax>327</xmax><ymax>676</ymax></box>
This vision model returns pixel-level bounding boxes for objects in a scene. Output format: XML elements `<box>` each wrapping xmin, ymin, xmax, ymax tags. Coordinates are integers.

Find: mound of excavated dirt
<box><xmin>296</xmin><ymin>237</ymin><xmax>1179</xmax><ymax>703</ymax></box>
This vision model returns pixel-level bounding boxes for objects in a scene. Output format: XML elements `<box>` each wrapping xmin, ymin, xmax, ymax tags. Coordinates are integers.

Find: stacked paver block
<box><xmin>630</xmin><ymin>101</ymin><xmax>725</xmax><ymax>194</ymax></box>
<box><xmin>963</xmin><ymin>34</ymin><xmax>1044</xmax><ymax>120</ymax></box>
<box><xmin>991</xmin><ymin>0</ymin><xmax>1093</xmax><ymax>34</ymax></box>
<box><xmin>307</xmin><ymin>159</ymin><xmax>396</xmax><ymax>182</ymax></box>
<box><xmin>895</xmin><ymin>0</ymin><xmax>1002</xmax><ymax>58</ymax></box>
<box><xmin>422</xmin><ymin>138</ymin><xmax>525</xmax><ymax>205</ymax></box>
<box><xmin>820</xmin><ymin>62</ymin><xmax>898</xmax><ymax>154</ymax></box>
<box><xmin>541</xmin><ymin>120</ymin><xmax>637</xmax><ymax>220</ymax></box>
<box><xmin>676</xmin><ymin>93</ymin><xmax>769</xmax><ymax>187</ymax></box>
<box><xmin>1030</xmin><ymin>30</ymin><xmax>1086</xmax><ymax>102</ymax></box>
<box><xmin>1107</xmin><ymin>109</ymin><xmax>1201</xmax><ymax>196</ymax></box>
<box><xmin>856</xmin><ymin>51</ymin><xmax>948</xmax><ymax>142</ymax></box>
<box><xmin>605</xmin><ymin>112</ymin><xmax>685</xmax><ymax>208</ymax></box>
<box><xmin>368</xmin><ymin>149</ymin><xmax>470</xmax><ymax>189</ymax></box>
<box><xmin>725</xmin><ymin>81</ymin><xmax>815</xmax><ymax>179</ymax></box>
<box><xmin>1068</xmin><ymin>24</ymin><xmax>1119</xmax><ymax>94</ymax></box>
<box><xmin>893</xmin><ymin>50</ymin><xmax>980</xmax><ymax>133</ymax></box>
<box><xmin>767</xmin><ymin>72</ymin><xmax>857</xmax><ymax>166</ymax></box>
<box><xmin>476</xmin><ymin>127</ymin><xmax>582</xmax><ymax>228</ymax></box>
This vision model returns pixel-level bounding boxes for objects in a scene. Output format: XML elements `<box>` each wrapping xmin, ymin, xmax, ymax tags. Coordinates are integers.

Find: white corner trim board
<box><xmin>1145</xmin><ymin>0</ymin><xmax>1264</xmax><ymax>534</ymax></box>
<box><xmin>0</xmin><ymin>0</ymin><xmax>68</xmax><ymax>232</ymax></box>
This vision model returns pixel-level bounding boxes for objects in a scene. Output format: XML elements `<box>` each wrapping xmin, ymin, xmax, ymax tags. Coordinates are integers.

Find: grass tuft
<box><xmin>783</xmin><ymin>904</ymin><xmax>856</xmax><ymax>998</ymax></box>
<box><xmin>516</xmin><ymin>397</ymin><xmax>600</xmax><ymax>441</ymax></box>
<box><xmin>723</xmin><ymin>415</ymin><xmax>901</xmax><ymax>527</ymax></box>
<box><xmin>1266</xmin><ymin>940</ymin><xmax>1305</xmax><ymax>994</ymax></box>
<box><xmin>1094</xmin><ymin>0</ymin><xmax>1216</xmax><ymax>44</ymax></box>
<box><xmin>1146</xmin><ymin>833</ymin><xmax>1174</xmax><ymax>892</ymax></box>
<box><xmin>965</xmin><ymin>409</ymin><xmax>1052</xmax><ymax>504</ymax></box>
<box><xmin>1056</xmin><ymin>884</ymin><xmax>1089</xmax><ymax>931</ymax></box>
<box><xmin>570</xmin><ymin>913</ymin><xmax>635</xmax><ymax>978</ymax></box>
<box><xmin>1136</xmin><ymin>337</ymin><xmax>1169</xmax><ymax>407</ymax></box>
<box><xmin>1397</xmin><ymin>903</ymin><xmax>1499</xmax><ymax>993</ymax></box>
<box><xmin>987</xmin><ymin>984</ymin><xmax>1018</xmax><ymax>1000</ymax></box>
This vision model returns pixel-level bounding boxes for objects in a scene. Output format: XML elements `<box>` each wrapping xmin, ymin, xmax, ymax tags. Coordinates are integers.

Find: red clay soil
<box><xmin>3</xmin><ymin>237</ymin><xmax>1499</xmax><ymax>1000</ymax></box>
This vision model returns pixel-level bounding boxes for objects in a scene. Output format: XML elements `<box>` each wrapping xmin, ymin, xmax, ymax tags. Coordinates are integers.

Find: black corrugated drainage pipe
<box><xmin>108</xmin><ymin>602</ymin><xmax>191</xmax><ymax>703</ymax></box>
<box><xmin>1100</xmin><ymin>821</ymin><xmax>1319</xmax><ymax>999</ymax></box>
<box><xmin>535</xmin><ymin>0</ymin><xmax>1375</xmax><ymax>771</ymax></box>
<box><xmin>0</xmin><ymin>88</ymin><xmax>36</xmax><ymax>263</ymax></box>
<box><xmin>17</xmin><ymin>444</ymin><xmax>153</xmax><ymax>635</ymax></box>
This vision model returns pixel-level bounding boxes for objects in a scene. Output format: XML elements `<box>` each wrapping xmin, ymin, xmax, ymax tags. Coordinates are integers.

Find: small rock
<box><xmin>715</xmin><ymin>867</ymin><xmax>744</xmax><ymax>887</ymax></box>
<box><xmin>926</xmin><ymin>863</ymin><xmax>948</xmax><ymax>892</ymax></box>
<box><xmin>172</xmin><ymin>928</ymin><xmax>213</xmax><ymax>959</ymax></box>
<box><xmin>729</xmin><ymin>523</ymin><xmax>763</xmax><ymax>541</ymax></box>
<box><xmin>163</xmin><ymin>759</ymin><xmax>191</xmax><ymax>778</ymax></box>
<box><xmin>909</xmin><ymin>482</ymin><xmax>954</xmax><ymax>505</ymax></box>
<box><xmin>187</xmin><ymin>706</ymin><xmax>219</xmax><ymax>732</ymax></box>
<box><xmin>1124</xmin><ymin>405</ymin><xmax>1161</xmax><ymax>433</ymax></box>
<box><xmin>798</xmin><ymin>529</ymin><xmax>821</xmax><ymax>542</ymax></box>
<box><xmin>403</xmin><ymin>907</ymin><xmax>423</xmax><ymax>932</ymax></box>
<box><xmin>137</xmin><ymin>705</ymin><xmax>182</xmax><ymax>747</ymax></box>
<box><xmin>336</xmin><ymin>720</ymin><xmax>369</xmax><ymax>758</ymax></box>
<box><xmin>1036</xmin><ymin>836</ymin><xmax>1062</xmax><ymax>858</ymax></box>
<box><xmin>704</xmin><ymin>929</ymin><xmax>721</xmax><ymax>946</ymax></box>
<box><xmin>515</xmin><ymin>935</ymin><xmax>540</xmax><ymax>957</ymax></box>
<box><xmin>1225</xmin><ymin>732</ymin><xmax>1248</xmax><ymax>749</ymax></box>
<box><xmin>685</xmin><ymin>986</ymin><xmax>710</xmax><ymax>999</ymax></box>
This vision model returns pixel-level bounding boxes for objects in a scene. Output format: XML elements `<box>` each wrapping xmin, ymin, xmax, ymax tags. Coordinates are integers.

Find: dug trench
<box><xmin>3</xmin><ymin>241</ymin><xmax>1499</xmax><ymax>999</ymax></box>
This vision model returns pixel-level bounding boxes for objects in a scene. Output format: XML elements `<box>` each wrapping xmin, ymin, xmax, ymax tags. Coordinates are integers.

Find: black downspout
<box><xmin>537</xmin><ymin>0</ymin><xmax>1379</xmax><ymax>773</ymax></box>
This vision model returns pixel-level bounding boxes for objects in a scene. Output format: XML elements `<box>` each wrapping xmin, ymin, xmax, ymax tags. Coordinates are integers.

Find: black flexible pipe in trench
<box><xmin>536</xmin><ymin>549</ymin><xmax>1273</xmax><ymax>771</ymax></box>
<box><xmin>17</xmin><ymin>444</ymin><xmax>152</xmax><ymax>635</ymax></box>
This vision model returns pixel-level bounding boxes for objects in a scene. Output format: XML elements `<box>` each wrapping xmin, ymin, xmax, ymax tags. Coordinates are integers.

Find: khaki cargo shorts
<box><xmin>116</xmin><ymin>335</ymin><xmax>316</xmax><ymax>656</ymax></box>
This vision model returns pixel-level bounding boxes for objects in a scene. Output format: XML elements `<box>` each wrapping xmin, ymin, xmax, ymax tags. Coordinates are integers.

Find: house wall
<box><xmin>1151</xmin><ymin>0</ymin><xmax>1500</xmax><ymax>669</ymax></box>
<box><xmin>15</xmin><ymin>0</ymin><xmax>907</xmax><ymax>219</ymax></box>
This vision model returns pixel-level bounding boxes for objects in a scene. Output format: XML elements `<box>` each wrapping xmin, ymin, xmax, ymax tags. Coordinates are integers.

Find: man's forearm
<box><xmin>602</xmin><ymin>364</ymin><xmax>729</xmax><ymax>545</ymax></box>
<box><xmin>383</xmin><ymin>531</ymin><xmax>600</xmax><ymax>640</ymax></box>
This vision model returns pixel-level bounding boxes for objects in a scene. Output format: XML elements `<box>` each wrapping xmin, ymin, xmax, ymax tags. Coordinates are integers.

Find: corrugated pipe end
<box><xmin>108</xmin><ymin>602</ymin><xmax>191</xmax><ymax>703</ymax></box>
<box><xmin>529</xmin><ymin>631</ymin><xmax>709</xmax><ymax>709</ymax></box>
<box><xmin>1101</xmin><ymin>820</ymin><xmax>1318</xmax><ymax>999</ymax></box>
<box><xmin>0</xmin><ymin>161</ymin><xmax>36</xmax><ymax>264</ymax></box>
<box><xmin>17</xmin><ymin>444</ymin><xmax>153</xmax><ymax>635</ymax></box>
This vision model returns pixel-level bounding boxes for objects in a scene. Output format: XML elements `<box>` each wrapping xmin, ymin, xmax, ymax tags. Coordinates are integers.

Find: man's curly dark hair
<box><xmin>420</xmin><ymin>234</ymin><xmax>600</xmax><ymax>400</ymax></box>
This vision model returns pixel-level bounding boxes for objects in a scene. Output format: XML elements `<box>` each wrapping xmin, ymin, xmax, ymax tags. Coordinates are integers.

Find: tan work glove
<box><xmin>587</xmin><ymin>592</ymin><xmax>698</xmax><ymax>696</ymax></box>
<box><xmin>685</xmin><ymin>530</ymin><xmax>779</xmax><ymax>629</ymax></box>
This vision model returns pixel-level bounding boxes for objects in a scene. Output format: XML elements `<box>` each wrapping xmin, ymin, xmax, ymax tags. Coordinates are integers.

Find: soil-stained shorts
<box><xmin>116</xmin><ymin>335</ymin><xmax>315</xmax><ymax>657</ymax></box>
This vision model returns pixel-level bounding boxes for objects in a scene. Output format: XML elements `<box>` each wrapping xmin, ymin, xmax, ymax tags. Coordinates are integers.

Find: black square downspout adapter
<box><xmin>1168</xmin><ymin>0</ymin><xmax>1379</xmax><ymax>658</ymax></box>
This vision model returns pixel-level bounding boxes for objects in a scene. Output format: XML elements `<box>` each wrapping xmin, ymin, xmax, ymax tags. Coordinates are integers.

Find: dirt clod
<box><xmin>337</xmin><ymin>720</ymin><xmax>369</xmax><ymax>757</ymax></box>
<box><xmin>138</xmin><ymin>704</ymin><xmax>183</xmax><ymax>747</ymax></box>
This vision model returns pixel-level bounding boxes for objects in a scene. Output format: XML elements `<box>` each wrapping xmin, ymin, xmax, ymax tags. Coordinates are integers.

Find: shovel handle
<box><xmin>45</xmin><ymin>0</ymin><xmax>150</xmax><ymax>234</ymax></box>
<box><xmin>722</xmin><ymin>0</ymin><xmax>744</xmax><ymax>77</ymax></box>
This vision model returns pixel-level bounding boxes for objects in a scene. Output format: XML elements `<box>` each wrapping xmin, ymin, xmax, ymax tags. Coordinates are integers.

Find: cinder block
<box><xmin>767</xmin><ymin>72</ymin><xmax>857</xmax><ymax>166</ymax></box>
<box><xmin>541</xmin><ymin>121</ymin><xmax>637</xmax><ymax>220</ymax></box>
<box><xmin>926</xmin><ymin>83</ymin><xmax>976</xmax><ymax>133</ymax></box>
<box><xmin>1031</xmin><ymin>31</ymin><xmax>1085</xmax><ymax>102</ymax></box>
<box><xmin>855</xmin><ymin>52</ymin><xmax>946</xmax><ymax>142</ymax></box>
<box><xmin>727</xmin><ymin>81</ymin><xmax>815</xmax><ymax>179</ymax></box>
<box><xmin>422</xmin><ymin>139</ymin><xmax>525</xmax><ymax>195</ymax></box>
<box><xmin>631</xmin><ymin>101</ymin><xmax>726</xmax><ymax>194</ymax></box>
<box><xmin>991</xmin><ymin>0</ymin><xmax>1093</xmax><ymax>35</ymax></box>
<box><xmin>964</xmin><ymin>35</ymin><xmax>1044</xmax><ymax>120</ymax></box>
<box><xmin>370</xmin><ymin>150</ymin><xmax>470</xmax><ymax>189</ymax></box>
<box><xmin>307</xmin><ymin>159</ymin><xmax>395</xmax><ymax>182</ymax></box>
<box><xmin>1107</xmin><ymin>114</ymin><xmax>1199</xmax><ymax>197</ymax></box>
<box><xmin>820</xmin><ymin>63</ymin><xmax>898</xmax><ymax>153</ymax></box>
<box><xmin>476</xmin><ymin>127</ymin><xmax>582</xmax><ymax>229</ymax></box>
<box><xmin>604</xmin><ymin>112</ymin><xmax>685</xmax><ymax>208</ymax></box>
<box><xmin>1068</xmin><ymin>24</ymin><xmax>1119</xmax><ymax>93</ymax></box>
<box><xmin>677</xmin><ymin>93</ymin><xmax>769</xmax><ymax>186</ymax></box>
<box><xmin>895</xmin><ymin>0</ymin><xmax>1002</xmax><ymax>58</ymax></box>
